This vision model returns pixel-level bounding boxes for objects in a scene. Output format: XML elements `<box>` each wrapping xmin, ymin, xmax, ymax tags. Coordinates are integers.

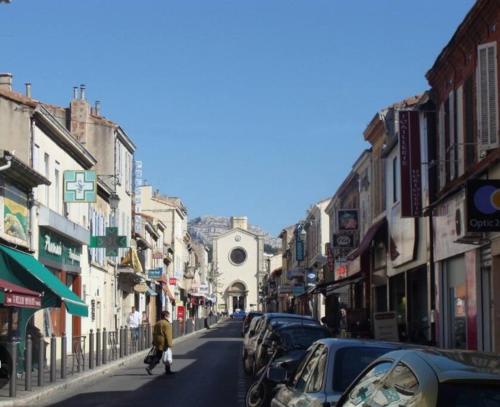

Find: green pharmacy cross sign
<box><xmin>89</xmin><ymin>227</ymin><xmax>128</xmax><ymax>257</ymax></box>
<box><xmin>64</xmin><ymin>170</ymin><xmax>97</xmax><ymax>203</ymax></box>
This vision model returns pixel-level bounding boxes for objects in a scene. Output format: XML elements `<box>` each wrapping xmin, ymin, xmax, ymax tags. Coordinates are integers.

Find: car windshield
<box><xmin>332</xmin><ymin>347</ymin><xmax>392</xmax><ymax>392</ymax></box>
<box><xmin>278</xmin><ymin>327</ymin><xmax>329</xmax><ymax>349</ymax></box>
<box><xmin>437</xmin><ymin>383</ymin><xmax>500</xmax><ymax>406</ymax></box>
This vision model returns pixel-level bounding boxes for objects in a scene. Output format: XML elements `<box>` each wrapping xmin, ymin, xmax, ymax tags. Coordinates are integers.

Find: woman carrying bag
<box><xmin>145</xmin><ymin>310</ymin><xmax>174</xmax><ymax>375</ymax></box>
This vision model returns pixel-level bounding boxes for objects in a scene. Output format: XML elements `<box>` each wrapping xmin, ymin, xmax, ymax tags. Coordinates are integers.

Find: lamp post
<box><xmin>109</xmin><ymin>192</ymin><xmax>120</xmax><ymax>331</ymax></box>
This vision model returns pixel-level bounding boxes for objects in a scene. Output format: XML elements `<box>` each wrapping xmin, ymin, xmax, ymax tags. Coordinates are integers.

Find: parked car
<box><xmin>337</xmin><ymin>348</ymin><xmax>500</xmax><ymax>407</ymax></box>
<box><xmin>231</xmin><ymin>309</ymin><xmax>247</xmax><ymax>320</ymax></box>
<box><xmin>270</xmin><ymin>338</ymin><xmax>413</xmax><ymax>407</ymax></box>
<box><xmin>242</xmin><ymin>311</ymin><xmax>263</xmax><ymax>337</ymax></box>
<box><xmin>243</xmin><ymin>313</ymin><xmax>320</xmax><ymax>375</ymax></box>
<box><xmin>253</xmin><ymin>322</ymin><xmax>331</xmax><ymax>374</ymax></box>
<box><xmin>242</xmin><ymin>315</ymin><xmax>264</xmax><ymax>373</ymax></box>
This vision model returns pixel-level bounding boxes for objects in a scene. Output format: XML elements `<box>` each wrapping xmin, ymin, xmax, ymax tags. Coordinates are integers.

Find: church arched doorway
<box><xmin>226</xmin><ymin>281</ymin><xmax>248</xmax><ymax>312</ymax></box>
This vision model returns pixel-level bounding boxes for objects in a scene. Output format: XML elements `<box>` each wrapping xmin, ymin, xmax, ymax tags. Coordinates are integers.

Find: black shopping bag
<box><xmin>144</xmin><ymin>347</ymin><xmax>156</xmax><ymax>364</ymax></box>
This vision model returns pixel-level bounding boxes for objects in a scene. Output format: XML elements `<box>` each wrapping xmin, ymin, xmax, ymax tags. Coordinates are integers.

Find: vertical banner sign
<box><xmin>134</xmin><ymin>160</ymin><xmax>143</xmax><ymax>234</ymax></box>
<box><xmin>399</xmin><ymin>111</ymin><xmax>422</xmax><ymax>217</ymax></box>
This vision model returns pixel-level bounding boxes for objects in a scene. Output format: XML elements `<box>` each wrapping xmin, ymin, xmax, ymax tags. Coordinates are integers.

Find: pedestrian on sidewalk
<box><xmin>146</xmin><ymin>310</ymin><xmax>174</xmax><ymax>375</ymax></box>
<box><xmin>127</xmin><ymin>306</ymin><xmax>141</xmax><ymax>349</ymax></box>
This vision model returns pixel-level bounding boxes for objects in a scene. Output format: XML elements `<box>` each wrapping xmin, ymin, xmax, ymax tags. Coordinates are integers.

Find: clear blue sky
<box><xmin>1</xmin><ymin>0</ymin><xmax>474</xmax><ymax>235</ymax></box>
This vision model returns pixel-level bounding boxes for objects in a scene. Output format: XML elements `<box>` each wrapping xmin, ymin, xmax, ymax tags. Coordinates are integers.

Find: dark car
<box><xmin>243</xmin><ymin>313</ymin><xmax>320</xmax><ymax>375</ymax></box>
<box><xmin>254</xmin><ymin>322</ymin><xmax>331</xmax><ymax>373</ymax></box>
<box><xmin>242</xmin><ymin>311</ymin><xmax>263</xmax><ymax>337</ymax></box>
<box><xmin>337</xmin><ymin>348</ymin><xmax>500</xmax><ymax>407</ymax></box>
<box><xmin>270</xmin><ymin>338</ymin><xmax>414</xmax><ymax>407</ymax></box>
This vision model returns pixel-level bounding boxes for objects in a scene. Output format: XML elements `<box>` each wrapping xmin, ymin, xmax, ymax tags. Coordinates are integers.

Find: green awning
<box><xmin>0</xmin><ymin>244</ymin><xmax>88</xmax><ymax>317</ymax></box>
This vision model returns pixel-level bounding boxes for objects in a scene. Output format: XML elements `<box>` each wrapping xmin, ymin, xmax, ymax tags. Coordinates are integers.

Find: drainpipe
<box><xmin>29</xmin><ymin>117</ymin><xmax>38</xmax><ymax>253</ymax></box>
<box><xmin>0</xmin><ymin>155</ymin><xmax>11</xmax><ymax>172</ymax></box>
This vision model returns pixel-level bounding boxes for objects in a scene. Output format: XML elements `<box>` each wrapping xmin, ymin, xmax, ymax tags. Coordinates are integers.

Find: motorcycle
<box><xmin>245</xmin><ymin>339</ymin><xmax>305</xmax><ymax>407</ymax></box>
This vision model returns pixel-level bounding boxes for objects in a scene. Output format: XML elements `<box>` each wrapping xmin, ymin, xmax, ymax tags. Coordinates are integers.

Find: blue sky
<box><xmin>0</xmin><ymin>0</ymin><xmax>474</xmax><ymax>235</ymax></box>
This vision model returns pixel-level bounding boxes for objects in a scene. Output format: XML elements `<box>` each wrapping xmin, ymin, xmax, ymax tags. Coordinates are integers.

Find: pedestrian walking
<box><xmin>127</xmin><ymin>306</ymin><xmax>141</xmax><ymax>349</ymax></box>
<box><xmin>145</xmin><ymin>310</ymin><xmax>174</xmax><ymax>375</ymax></box>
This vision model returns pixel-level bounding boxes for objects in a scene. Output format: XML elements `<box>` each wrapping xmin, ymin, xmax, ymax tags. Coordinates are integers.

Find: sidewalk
<box><xmin>0</xmin><ymin>323</ymin><xmax>219</xmax><ymax>407</ymax></box>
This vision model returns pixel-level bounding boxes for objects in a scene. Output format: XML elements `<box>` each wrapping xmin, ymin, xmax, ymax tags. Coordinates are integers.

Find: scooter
<box><xmin>245</xmin><ymin>341</ymin><xmax>305</xmax><ymax>407</ymax></box>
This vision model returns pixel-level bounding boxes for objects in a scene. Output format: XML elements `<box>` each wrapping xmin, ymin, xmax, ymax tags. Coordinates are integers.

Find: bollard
<box><xmin>25</xmin><ymin>334</ymin><xmax>32</xmax><ymax>391</ymax></box>
<box><xmin>119</xmin><ymin>327</ymin><xmax>123</xmax><ymax>358</ymax></box>
<box><xmin>124</xmin><ymin>326</ymin><xmax>129</xmax><ymax>356</ymax></box>
<box><xmin>61</xmin><ymin>333</ymin><xmax>67</xmax><ymax>379</ymax></box>
<box><xmin>38</xmin><ymin>336</ymin><xmax>44</xmax><ymax>387</ymax></box>
<box><xmin>50</xmin><ymin>334</ymin><xmax>56</xmax><ymax>383</ymax></box>
<box><xmin>9</xmin><ymin>340</ymin><xmax>17</xmax><ymax>398</ymax></box>
<box><xmin>96</xmin><ymin>329</ymin><xmax>101</xmax><ymax>367</ymax></box>
<box><xmin>89</xmin><ymin>329</ymin><xmax>95</xmax><ymax>370</ymax></box>
<box><xmin>102</xmin><ymin>328</ymin><xmax>107</xmax><ymax>364</ymax></box>
<box><xmin>138</xmin><ymin>325</ymin><xmax>143</xmax><ymax>352</ymax></box>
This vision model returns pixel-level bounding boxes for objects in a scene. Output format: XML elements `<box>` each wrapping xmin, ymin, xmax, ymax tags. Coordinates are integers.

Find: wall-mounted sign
<box><xmin>177</xmin><ymin>305</ymin><xmax>185</xmax><ymax>321</ymax></box>
<box><xmin>332</xmin><ymin>233</ymin><xmax>354</xmax><ymax>248</ymax></box>
<box><xmin>147</xmin><ymin>267</ymin><xmax>163</xmax><ymax>279</ymax></box>
<box><xmin>399</xmin><ymin>110</ymin><xmax>422</xmax><ymax>217</ymax></box>
<box><xmin>152</xmin><ymin>250</ymin><xmax>164</xmax><ymax>260</ymax></box>
<box><xmin>466</xmin><ymin>179</ymin><xmax>500</xmax><ymax>232</ymax></box>
<box><xmin>278</xmin><ymin>284</ymin><xmax>292</xmax><ymax>295</ymax></box>
<box><xmin>295</xmin><ymin>239</ymin><xmax>304</xmax><ymax>261</ymax></box>
<box><xmin>334</xmin><ymin>262</ymin><xmax>347</xmax><ymax>281</ymax></box>
<box><xmin>326</xmin><ymin>243</ymin><xmax>334</xmax><ymax>273</ymax></box>
<box><xmin>5</xmin><ymin>293</ymin><xmax>42</xmax><ymax>308</ymax></box>
<box><xmin>292</xmin><ymin>285</ymin><xmax>305</xmax><ymax>296</ymax></box>
<box><xmin>39</xmin><ymin>228</ymin><xmax>82</xmax><ymax>271</ymax></box>
<box><xmin>338</xmin><ymin>209</ymin><xmax>358</xmax><ymax>231</ymax></box>
<box><xmin>1</xmin><ymin>183</ymin><xmax>29</xmax><ymax>245</ymax></box>
<box><xmin>63</xmin><ymin>170</ymin><xmax>97</xmax><ymax>203</ymax></box>
<box><xmin>169</xmin><ymin>277</ymin><xmax>177</xmax><ymax>286</ymax></box>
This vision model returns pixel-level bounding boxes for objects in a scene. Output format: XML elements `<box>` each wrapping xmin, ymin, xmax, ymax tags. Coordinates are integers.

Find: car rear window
<box><xmin>332</xmin><ymin>347</ymin><xmax>391</xmax><ymax>392</ymax></box>
<box><xmin>278</xmin><ymin>327</ymin><xmax>329</xmax><ymax>349</ymax></box>
<box><xmin>437</xmin><ymin>382</ymin><xmax>500</xmax><ymax>406</ymax></box>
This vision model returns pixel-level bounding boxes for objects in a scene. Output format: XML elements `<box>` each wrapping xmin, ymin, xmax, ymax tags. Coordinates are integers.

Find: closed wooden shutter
<box><xmin>464</xmin><ymin>75</ymin><xmax>476</xmax><ymax>166</ymax></box>
<box><xmin>477</xmin><ymin>42</ymin><xmax>498</xmax><ymax>151</ymax></box>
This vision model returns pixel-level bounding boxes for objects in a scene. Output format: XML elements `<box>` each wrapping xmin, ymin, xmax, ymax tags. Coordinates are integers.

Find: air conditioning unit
<box><xmin>454</xmin><ymin>204</ymin><xmax>486</xmax><ymax>245</ymax></box>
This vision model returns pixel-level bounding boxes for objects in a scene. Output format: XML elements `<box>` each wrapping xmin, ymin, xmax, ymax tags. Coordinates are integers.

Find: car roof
<box><xmin>274</xmin><ymin>323</ymin><xmax>329</xmax><ymax>332</ymax></box>
<box><xmin>315</xmin><ymin>338</ymin><xmax>414</xmax><ymax>351</ymax></box>
<box><xmin>264</xmin><ymin>312</ymin><xmax>316</xmax><ymax>320</ymax></box>
<box><xmin>411</xmin><ymin>349</ymin><xmax>500</xmax><ymax>383</ymax></box>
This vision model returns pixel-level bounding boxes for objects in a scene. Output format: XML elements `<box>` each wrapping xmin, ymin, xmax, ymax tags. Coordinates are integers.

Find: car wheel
<box><xmin>245</xmin><ymin>381</ymin><xmax>268</xmax><ymax>407</ymax></box>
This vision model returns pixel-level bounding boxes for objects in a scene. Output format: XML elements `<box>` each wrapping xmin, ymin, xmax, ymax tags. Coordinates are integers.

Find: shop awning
<box><xmin>314</xmin><ymin>272</ymin><xmax>364</xmax><ymax>296</ymax></box>
<box><xmin>0</xmin><ymin>278</ymin><xmax>42</xmax><ymax>309</ymax></box>
<box><xmin>347</xmin><ymin>217</ymin><xmax>387</xmax><ymax>260</ymax></box>
<box><xmin>0</xmin><ymin>244</ymin><xmax>88</xmax><ymax>317</ymax></box>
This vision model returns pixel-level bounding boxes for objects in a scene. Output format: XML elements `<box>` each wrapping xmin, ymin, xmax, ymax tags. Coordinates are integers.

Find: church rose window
<box><xmin>230</xmin><ymin>247</ymin><xmax>247</xmax><ymax>265</ymax></box>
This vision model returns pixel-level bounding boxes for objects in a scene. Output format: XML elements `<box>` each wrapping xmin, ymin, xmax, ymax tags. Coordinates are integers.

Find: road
<box><xmin>42</xmin><ymin>320</ymin><xmax>249</xmax><ymax>407</ymax></box>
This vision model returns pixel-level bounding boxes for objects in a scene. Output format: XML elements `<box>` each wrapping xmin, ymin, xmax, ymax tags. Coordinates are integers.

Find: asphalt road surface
<box><xmin>42</xmin><ymin>320</ymin><xmax>249</xmax><ymax>407</ymax></box>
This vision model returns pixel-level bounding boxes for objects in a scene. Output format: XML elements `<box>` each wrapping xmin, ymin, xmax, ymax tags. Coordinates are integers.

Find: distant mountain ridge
<box><xmin>188</xmin><ymin>216</ymin><xmax>281</xmax><ymax>252</ymax></box>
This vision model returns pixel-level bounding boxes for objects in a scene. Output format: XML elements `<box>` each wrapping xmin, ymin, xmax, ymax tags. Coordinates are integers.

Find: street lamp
<box><xmin>109</xmin><ymin>192</ymin><xmax>120</xmax><ymax>211</ymax></box>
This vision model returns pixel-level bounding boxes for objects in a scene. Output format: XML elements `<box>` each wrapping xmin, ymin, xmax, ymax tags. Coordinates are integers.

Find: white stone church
<box><xmin>212</xmin><ymin>217</ymin><xmax>266</xmax><ymax>313</ymax></box>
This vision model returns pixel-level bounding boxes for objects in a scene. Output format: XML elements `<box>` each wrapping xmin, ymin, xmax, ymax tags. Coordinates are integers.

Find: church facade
<box><xmin>213</xmin><ymin>217</ymin><xmax>266</xmax><ymax>313</ymax></box>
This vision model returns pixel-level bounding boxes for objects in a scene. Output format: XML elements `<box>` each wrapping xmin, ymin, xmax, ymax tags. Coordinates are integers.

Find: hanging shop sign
<box><xmin>169</xmin><ymin>277</ymin><xmax>177</xmax><ymax>286</ymax></box>
<box><xmin>4</xmin><ymin>293</ymin><xmax>42</xmax><ymax>308</ymax></box>
<box><xmin>295</xmin><ymin>239</ymin><xmax>304</xmax><ymax>261</ymax></box>
<box><xmin>337</xmin><ymin>209</ymin><xmax>358</xmax><ymax>231</ymax></box>
<box><xmin>466</xmin><ymin>179</ymin><xmax>500</xmax><ymax>232</ymax></box>
<box><xmin>147</xmin><ymin>267</ymin><xmax>163</xmax><ymax>279</ymax></box>
<box><xmin>332</xmin><ymin>233</ymin><xmax>354</xmax><ymax>248</ymax></box>
<box><xmin>63</xmin><ymin>170</ymin><xmax>97</xmax><ymax>203</ymax></box>
<box><xmin>334</xmin><ymin>262</ymin><xmax>348</xmax><ymax>281</ymax></box>
<box><xmin>1</xmin><ymin>182</ymin><xmax>29</xmax><ymax>245</ymax></box>
<box><xmin>177</xmin><ymin>305</ymin><xmax>185</xmax><ymax>321</ymax></box>
<box><xmin>399</xmin><ymin>110</ymin><xmax>422</xmax><ymax>217</ymax></box>
<box><xmin>326</xmin><ymin>243</ymin><xmax>335</xmax><ymax>273</ymax></box>
<box><xmin>39</xmin><ymin>228</ymin><xmax>82</xmax><ymax>271</ymax></box>
<box><xmin>89</xmin><ymin>227</ymin><xmax>128</xmax><ymax>257</ymax></box>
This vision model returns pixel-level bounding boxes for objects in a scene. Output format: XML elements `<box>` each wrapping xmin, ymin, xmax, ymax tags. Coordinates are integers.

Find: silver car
<box><xmin>242</xmin><ymin>316</ymin><xmax>263</xmax><ymax>373</ymax></box>
<box><xmin>337</xmin><ymin>348</ymin><xmax>500</xmax><ymax>407</ymax></box>
<box><xmin>270</xmin><ymin>338</ymin><xmax>406</xmax><ymax>407</ymax></box>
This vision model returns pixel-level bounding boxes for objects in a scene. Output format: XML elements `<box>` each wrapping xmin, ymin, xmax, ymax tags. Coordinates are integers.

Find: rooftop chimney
<box><xmin>80</xmin><ymin>84</ymin><xmax>86</xmax><ymax>100</ymax></box>
<box><xmin>0</xmin><ymin>73</ymin><xmax>13</xmax><ymax>92</ymax></box>
<box><xmin>73</xmin><ymin>86</ymin><xmax>78</xmax><ymax>100</ymax></box>
<box><xmin>95</xmin><ymin>100</ymin><xmax>101</xmax><ymax>116</ymax></box>
<box><xmin>25</xmin><ymin>82</ymin><xmax>31</xmax><ymax>98</ymax></box>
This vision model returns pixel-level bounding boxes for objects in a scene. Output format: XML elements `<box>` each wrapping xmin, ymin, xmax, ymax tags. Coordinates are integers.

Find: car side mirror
<box><xmin>267</xmin><ymin>365</ymin><xmax>287</xmax><ymax>383</ymax></box>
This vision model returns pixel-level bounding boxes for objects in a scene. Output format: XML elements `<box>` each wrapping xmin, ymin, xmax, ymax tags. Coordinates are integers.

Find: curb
<box><xmin>0</xmin><ymin>323</ymin><xmax>221</xmax><ymax>407</ymax></box>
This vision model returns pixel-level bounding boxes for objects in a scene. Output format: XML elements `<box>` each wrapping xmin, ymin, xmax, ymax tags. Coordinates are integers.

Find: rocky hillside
<box><xmin>188</xmin><ymin>216</ymin><xmax>281</xmax><ymax>252</ymax></box>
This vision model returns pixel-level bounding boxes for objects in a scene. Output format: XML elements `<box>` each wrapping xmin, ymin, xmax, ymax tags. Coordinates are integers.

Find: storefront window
<box><xmin>445</xmin><ymin>256</ymin><xmax>467</xmax><ymax>349</ymax></box>
<box><xmin>389</xmin><ymin>273</ymin><xmax>406</xmax><ymax>341</ymax></box>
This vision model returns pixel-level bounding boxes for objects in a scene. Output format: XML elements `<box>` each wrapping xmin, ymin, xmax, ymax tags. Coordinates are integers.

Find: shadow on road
<box><xmin>47</xmin><ymin>320</ymin><xmax>247</xmax><ymax>407</ymax></box>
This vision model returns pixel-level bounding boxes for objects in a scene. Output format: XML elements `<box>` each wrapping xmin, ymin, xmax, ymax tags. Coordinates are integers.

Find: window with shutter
<box><xmin>438</xmin><ymin>103</ymin><xmax>446</xmax><ymax>189</ymax></box>
<box><xmin>464</xmin><ymin>75</ymin><xmax>476</xmax><ymax>167</ymax></box>
<box><xmin>477</xmin><ymin>42</ymin><xmax>498</xmax><ymax>152</ymax></box>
